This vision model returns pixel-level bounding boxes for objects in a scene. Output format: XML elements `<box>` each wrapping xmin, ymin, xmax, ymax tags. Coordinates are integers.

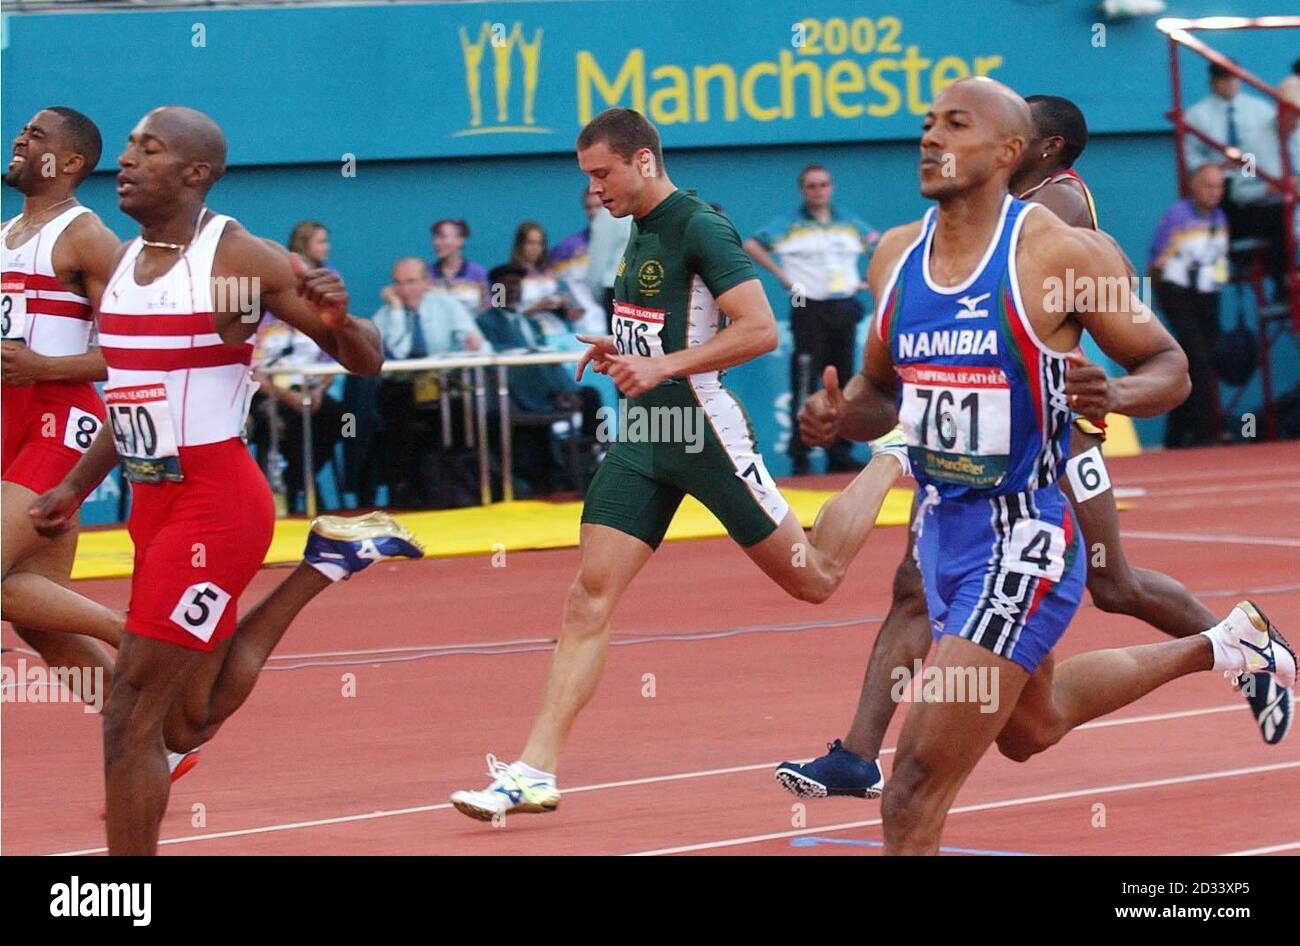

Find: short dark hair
<box><xmin>798</xmin><ymin>164</ymin><xmax>830</xmax><ymax>186</ymax></box>
<box><xmin>1025</xmin><ymin>94</ymin><xmax>1088</xmax><ymax>167</ymax></box>
<box><xmin>488</xmin><ymin>262</ymin><xmax>525</xmax><ymax>284</ymax></box>
<box><xmin>432</xmin><ymin>218</ymin><xmax>469</xmax><ymax>239</ymax></box>
<box><xmin>1209</xmin><ymin>61</ymin><xmax>1236</xmax><ymax>81</ymax></box>
<box><xmin>1292</xmin><ymin>58</ymin><xmax>1300</xmax><ymax>77</ymax></box>
<box><xmin>46</xmin><ymin>106</ymin><xmax>102</xmax><ymax>182</ymax></box>
<box><xmin>576</xmin><ymin>108</ymin><xmax>663</xmax><ymax>170</ymax></box>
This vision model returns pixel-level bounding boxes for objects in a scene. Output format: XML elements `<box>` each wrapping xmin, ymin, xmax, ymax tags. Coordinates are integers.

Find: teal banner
<box><xmin>4</xmin><ymin>0</ymin><xmax>1292</xmax><ymax>167</ymax></box>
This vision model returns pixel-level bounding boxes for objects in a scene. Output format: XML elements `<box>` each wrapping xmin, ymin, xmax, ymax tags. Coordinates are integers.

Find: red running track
<box><xmin>3</xmin><ymin>442</ymin><xmax>1298</xmax><ymax>855</ymax></box>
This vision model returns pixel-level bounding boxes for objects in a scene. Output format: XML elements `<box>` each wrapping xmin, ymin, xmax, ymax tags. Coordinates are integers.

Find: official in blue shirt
<box><xmin>370</xmin><ymin>258</ymin><xmax>489</xmax><ymax>507</ymax></box>
<box><xmin>1183</xmin><ymin>60</ymin><xmax>1300</xmax><ymax>297</ymax></box>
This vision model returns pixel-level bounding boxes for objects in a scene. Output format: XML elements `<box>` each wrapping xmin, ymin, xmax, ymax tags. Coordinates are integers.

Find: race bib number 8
<box><xmin>898</xmin><ymin>364</ymin><xmax>1011</xmax><ymax>488</ymax></box>
<box><xmin>612</xmin><ymin>302</ymin><xmax>666</xmax><ymax>359</ymax></box>
<box><xmin>106</xmin><ymin>384</ymin><xmax>183</xmax><ymax>483</ymax></box>
<box><xmin>1</xmin><ymin>275</ymin><xmax>28</xmax><ymax>341</ymax></box>
<box><xmin>63</xmin><ymin>407</ymin><xmax>102</xmax><ymax>454</ymax></box>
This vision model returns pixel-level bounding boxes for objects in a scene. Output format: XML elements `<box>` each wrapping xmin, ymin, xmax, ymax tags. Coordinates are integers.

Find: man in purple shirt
<box><xmin>429</xmin><ymin>218</ymin><xmax>490</xmax><ymax>313</ymax></box>
<box><xmin>1149</xmin><ymin>164</ymin><xmax>1230</xmax><ymax>448</ymax></box>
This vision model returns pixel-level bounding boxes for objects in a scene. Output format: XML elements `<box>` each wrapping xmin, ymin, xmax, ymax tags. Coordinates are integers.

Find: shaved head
<box><xmin>117</xmin><ymin>105</ymin><xmax>229</xmax><ymax>222</ymax></box>
<box><xmin>968</xmin><ymin>77</ymin><xmax>1032</xmax><ymax>140</ymax></box>
<box><xmin>142</xmin><ymin>105</ymin><xmax>227</xmax><ymax>188</ymax></box>
<box><xmin>920</xmin><ymin>77</ymin><xmax>1031</xmax><ymax>201</ymax></box>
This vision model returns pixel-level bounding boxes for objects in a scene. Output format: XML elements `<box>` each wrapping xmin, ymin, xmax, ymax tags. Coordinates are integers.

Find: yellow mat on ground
<box><xmin>70</xmin><ymin>486</ymin><xmax>917</xmax><ymax>581</ymax></box>
<box><xmin>1100</xmin><ymin>413</ymin><xmax>1141</xmax><ymax>458</ymax></box>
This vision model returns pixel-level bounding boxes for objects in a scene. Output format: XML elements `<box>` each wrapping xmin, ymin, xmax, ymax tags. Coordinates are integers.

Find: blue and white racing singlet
<box><xmin>875</xmin><ymin>196</ymin><xmax>1071</xmax><ymax>501</ymax></box>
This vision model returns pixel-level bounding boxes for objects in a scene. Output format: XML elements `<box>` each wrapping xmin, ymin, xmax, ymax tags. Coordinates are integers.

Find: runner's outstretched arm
<box><xmin>28</xmin><ymin>425</ymin><xmax>118</xmax><ymax>537</ymax></box>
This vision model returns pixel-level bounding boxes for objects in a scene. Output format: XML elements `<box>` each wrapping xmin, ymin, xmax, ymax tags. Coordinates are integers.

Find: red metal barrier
<box><xmin>1159</xmin><ymin>15</ymin><xmax>1299</xmax><ymax>332</ymax></box>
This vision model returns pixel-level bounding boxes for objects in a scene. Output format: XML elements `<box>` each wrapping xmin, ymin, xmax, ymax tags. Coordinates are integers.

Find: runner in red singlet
<box><xmin>29</xmin><ymin>106</ymin><xmax>421</xmax><ymax>854</ymax></box>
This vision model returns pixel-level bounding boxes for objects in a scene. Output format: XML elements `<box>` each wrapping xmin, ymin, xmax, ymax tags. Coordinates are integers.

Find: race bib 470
<box><xmin>106</xmin><ymin>383</ymin><xmax>183</xmax><ymax>483</ymax></box>
<box><xmin>898</xmin><ymin>363</ymin><xmax>1011</xmax><ymax>488</ymax></box>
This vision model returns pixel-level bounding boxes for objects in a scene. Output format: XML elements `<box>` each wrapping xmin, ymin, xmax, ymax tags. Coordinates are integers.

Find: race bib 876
<box><xmin>612</xmin><ymin>301</ymin><xmax>666</xmax><ymax>359</ymax></box>
<box><xmin>898</xmin><ymin>363</ymin><xmax>1011</xmax><ymax>488</ymax></box>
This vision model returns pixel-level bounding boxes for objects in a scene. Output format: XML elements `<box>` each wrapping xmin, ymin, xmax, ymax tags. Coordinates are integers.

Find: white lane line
<box><xmin>624</xmin><ymin>760</ymin><xmax>1300</xmax><ymax>856</ymax></box>
<box><xmin>1123</xmin><ymin>466</ymin><xmax>1297</xmax><ymax>487</ymax></box>
<box><xmin>1146</xmin><ymin>496</ymin><xmax>1298</xmax><ymax>514</ymax></box>
<box><xmin>268</xmin><ymin>638</ymin><xmax>558</xmax><ymax>659</ymax></box>
<box><xmin>1149</xmin><ymin>483</ymin><xmax>1289</xmax><ymax>498</ymax></box>
<box><xmin>1120</xmin><ymin>530</ymin><xmax>1300</xmax><ymax>548</ymax></box>
<box><xmin>1221</xmin><ymin>840</ymin><xmax>1300</xmax><ymax>856</ymax></box>
<box><xmin>45</xmin><ymin>701</ymin><xmax>1252</xmax><ymax>856</ymax></box>
<box><xmin>245</xmin><ymin>577</ymin><xmax>1300</xmax><ymax>667</ymax></box>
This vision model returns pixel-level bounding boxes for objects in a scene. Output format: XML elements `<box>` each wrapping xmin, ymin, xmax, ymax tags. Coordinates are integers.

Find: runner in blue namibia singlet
<box><xmin>873</xmin><ymin>195</ymin><xmax>1085</xmax><ymax>673</ymax></box>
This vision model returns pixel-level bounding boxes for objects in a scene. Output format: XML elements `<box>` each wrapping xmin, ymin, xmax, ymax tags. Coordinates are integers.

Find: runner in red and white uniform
<box><xmin>1</xmin><ymin>107</ymin><xmax>129</xmax><ymax>709</ymax></box>
<box><xmin>30</xmin><ymin>106</ymin><xmax>420</xmax><ymax>855</ymax></box>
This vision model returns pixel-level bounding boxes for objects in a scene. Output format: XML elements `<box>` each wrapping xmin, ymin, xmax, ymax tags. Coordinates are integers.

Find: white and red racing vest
<box><xmin>1</xmin><ymin>204</ymin><xmax>95</xmax><ymax>352</ymax></box>
<box><xmin>97</xmin><ymin>213</ymin><xmax>256</xmax><ymax>479</ymax></box>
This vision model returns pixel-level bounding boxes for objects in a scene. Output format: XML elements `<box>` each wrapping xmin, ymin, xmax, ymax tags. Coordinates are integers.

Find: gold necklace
<box><xmin>141</xmin><ymin>205</ymin><xmax>207</xmax><ymax>251</ymax></box>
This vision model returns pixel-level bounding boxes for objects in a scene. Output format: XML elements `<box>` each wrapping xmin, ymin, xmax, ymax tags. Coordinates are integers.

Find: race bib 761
<box><xmin>898</xmin><ymin>363</ymin><xmax>1011</xmax><ymax>488</ymax></box>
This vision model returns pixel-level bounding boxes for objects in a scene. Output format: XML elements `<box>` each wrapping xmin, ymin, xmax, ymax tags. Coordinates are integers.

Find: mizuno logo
<box><xmin>955</xmin><ymin>292</ymin><xmax>990</xmax><ymax>319</ymax></box>
<box><xmin>1239</xmin><ymin>637</ymin><xmax>1275</xmax><ymax>671</ymax></box>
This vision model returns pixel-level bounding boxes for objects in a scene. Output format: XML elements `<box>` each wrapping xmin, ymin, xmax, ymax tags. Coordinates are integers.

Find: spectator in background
<box><xmin>250</xmin><ymin>315</ymin><xmax>344</xmax><ymax>513</ymax></box>
<box><xmin>373</xmin><ymin>257</ymin><xmax>490</xmax><ymax>506</ymax></box>
<box><xmin>584</xmin><ymin>198</ymin><xmax>633</xmax><ymax>329</ymax></box>
<box><xmin>478</xmin><ymin>263</ymin><xmax>601</xmax><ymax>496</ymax></box>
<box><xmin>745</xmin><ymin>164</ymin><xmax>879</xmax><ymax>475</ymax></box>
<box><xmin>1183</xmin><ymin>61</ymin><xmax>1299</xmax><ymax>299</ymax></box>
<box><xmin>1279</xmin><ymin>59</ymin><xmax>1300</xmax><ymax>120</ymax></box>
<box><xmin>430</xmin><ymin>218</ymin><xmax>490</xmax><ymax>312</ymax></box>
<box><xmin>288</xmin><ymin>219</ymin><xmax>334</xmax><ymax>272</ymax></box>
<box><xmin>377</xmin><ymin>258</ymin><xmax>487</xmax><ymax>358</ymax></box>
<box><xmin>247</xmin><ymin>221</ymin><xmax>346</xmax><ymax>511</ymax></box>
<box><xmin>510</xmin><ymin>220</ymin><xmax>583</xmax><ymax>337</ymax></box>
<box><xmin>1150</xmin><ymin>164</ymin><xmax>1230</xmax><ymax>449</ymax></box>
<box><xmin>551</xmin><ymin>190</ymin><xmax>610</xmax><ymax>334</ymax></box>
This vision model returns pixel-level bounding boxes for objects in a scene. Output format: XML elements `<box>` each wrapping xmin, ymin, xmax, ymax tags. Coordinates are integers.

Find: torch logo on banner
<box><xmin>456</xmin><ymin>21</ymin><xmax>551</xmax><ymax>136</ymax></box>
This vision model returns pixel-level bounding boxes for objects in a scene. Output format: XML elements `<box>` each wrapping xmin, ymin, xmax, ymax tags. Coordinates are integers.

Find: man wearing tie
<box><xmin>372</xmin><ymin>257</ymin><xmax>489</xmax><ymax>505</ymax></box>
<box><xmin>1183</xmin><ymin>61</ymin><xmax>1300</xmax><ymax>299</ymax></box>
<box><xmin>477</xmin><ymin>263</ymin><xmax>601</xmax><ymax>496</ymax></box>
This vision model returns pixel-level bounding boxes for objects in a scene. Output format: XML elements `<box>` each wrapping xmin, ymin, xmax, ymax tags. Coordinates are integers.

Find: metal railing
<box><xmin>1158</xmin><ymin>15</ymin><xmax>1299</xmax><ymax>331</ymax></box>
<box><xmin>269</xmin><ymin>349</ymin><xmax>583</xmax><ymax>517</ymax></box>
